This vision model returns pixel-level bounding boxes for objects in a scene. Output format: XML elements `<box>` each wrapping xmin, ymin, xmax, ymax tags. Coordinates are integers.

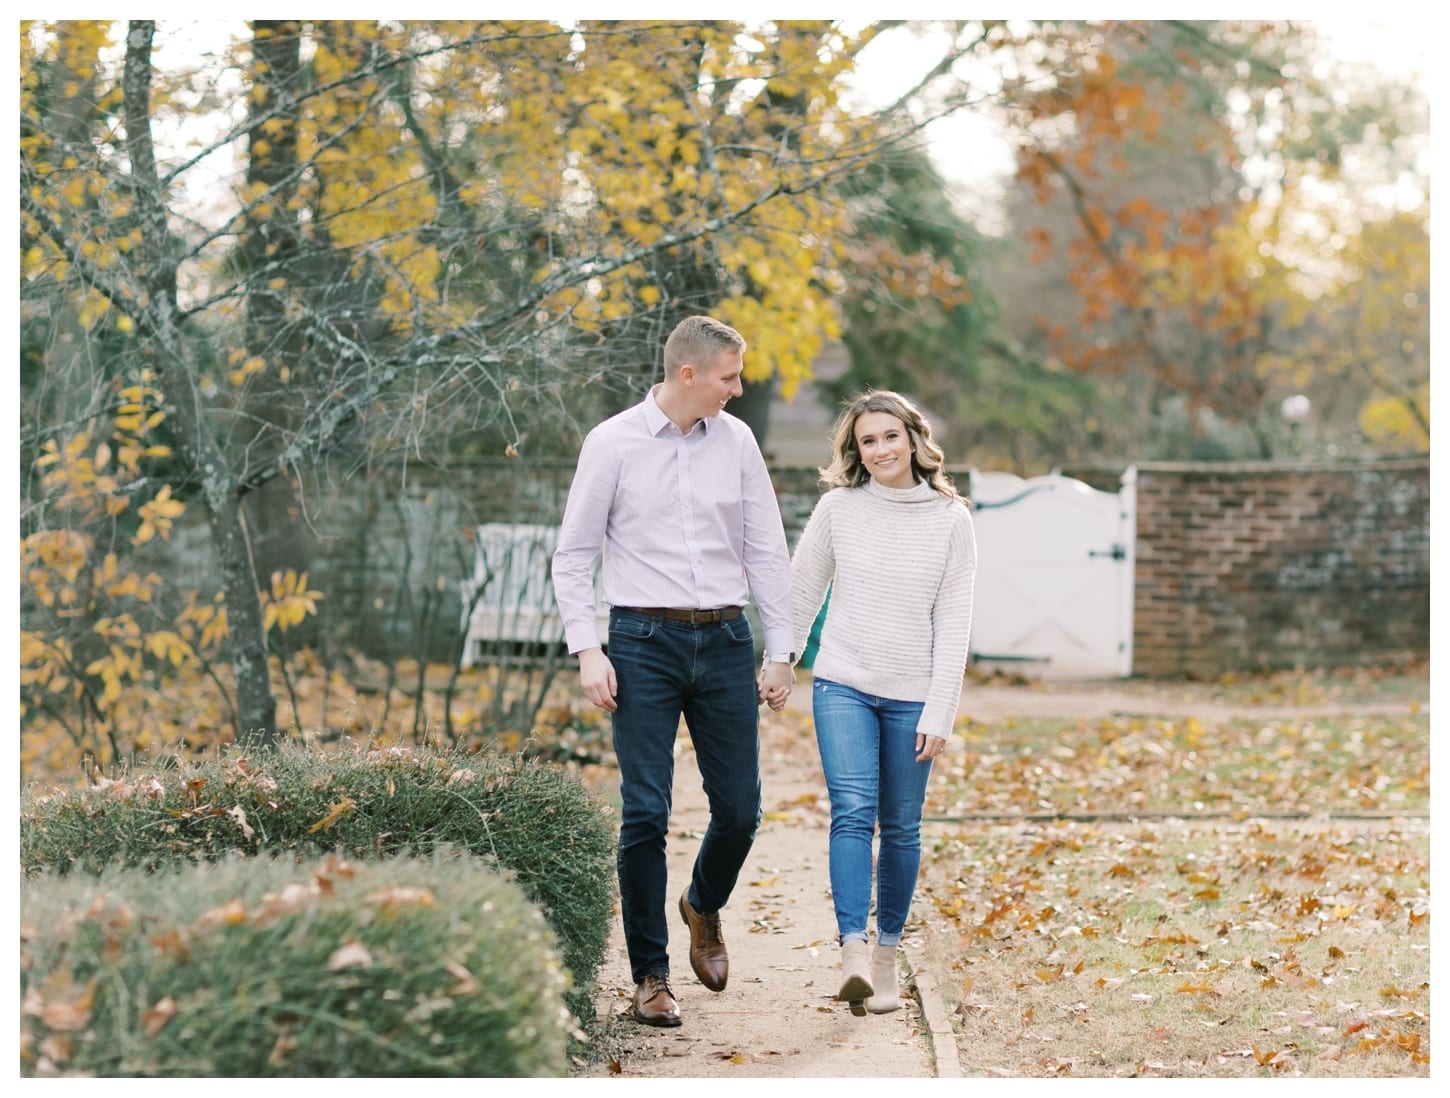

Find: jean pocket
<box><xmin>610</xmin><ymin>611</ymin><xmax>657</xmax><ymax>640</ymax></box>
<box><xmin>720</xmin><ymin>613</ymin><xmax>754</xmax><ymax>646</ymax></box>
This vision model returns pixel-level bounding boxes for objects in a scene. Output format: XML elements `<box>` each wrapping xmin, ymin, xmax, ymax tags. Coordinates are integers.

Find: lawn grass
<box><xmin>915</xmin><ymin>678</ymin><xmax>1431</xmax><ymax>1078</ymax></box>
<box><xmin>916</xmin><ymin>817</ymin><xmax>1428</xmax><ymax>1077</ymax></box>
<box><xmin>1188</xmin><ymin>661</ymin><xmax>1430</xmax><ymax>707</ymax></box>
<box><xmin>934</xmin><ymin>712</ymin><xmax>1429</xmax><ymax>818</ymax></box>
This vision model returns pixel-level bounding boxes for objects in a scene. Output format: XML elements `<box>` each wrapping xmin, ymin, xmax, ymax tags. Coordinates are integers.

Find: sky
<box><xmin>47</xmin><ymin>12</ymin><xmax>1428</xmax><ymax>238</ymax></box>
<box><xmin>842</xmin><ymin>15</ymin><xmax>1431</xmax><ymax>234</ymax></box>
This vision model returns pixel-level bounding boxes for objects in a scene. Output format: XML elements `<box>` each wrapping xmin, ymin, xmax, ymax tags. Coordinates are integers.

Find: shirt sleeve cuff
<box><xmin>564</xmin><ymin>622</ymin><xmax>602</xmax><ymax>655</ymax></box>
<box><xmin>761</xmin><ymin>630</ymin><xmax>796</xmax><ymax>663</ymax></box>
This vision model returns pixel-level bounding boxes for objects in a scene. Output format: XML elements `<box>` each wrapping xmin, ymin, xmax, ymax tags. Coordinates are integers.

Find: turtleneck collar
<box><xmin>864</xmin><ymin>477</ymin><xmax>939</xmax><ymax>504</ymax></box>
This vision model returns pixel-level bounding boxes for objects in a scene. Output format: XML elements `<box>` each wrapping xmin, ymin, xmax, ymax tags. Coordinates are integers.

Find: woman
<box><xmin>788</xmin><ymin>390</ymin><xmax>976</xmax><ymax>1016</ymax></box>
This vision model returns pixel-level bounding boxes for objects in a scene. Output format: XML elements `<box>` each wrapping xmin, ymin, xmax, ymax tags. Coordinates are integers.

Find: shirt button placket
<box><xmin>679</xmin><ymin>432</ymin><xmax>706</xmax><ymax>590</ymax></box>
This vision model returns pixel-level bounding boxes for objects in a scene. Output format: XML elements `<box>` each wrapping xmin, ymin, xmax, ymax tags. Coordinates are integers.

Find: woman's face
<box><xmin>853</xmin><ymin>410</ymin><xmax>915</xmax><ymax>489</ymax></box>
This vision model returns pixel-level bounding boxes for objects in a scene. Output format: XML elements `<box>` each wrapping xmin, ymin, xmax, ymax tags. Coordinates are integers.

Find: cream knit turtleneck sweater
<box><xmin>789</xmin><ymin>477</ymin><xmax>977</xmax><ymax>739</ymax></box>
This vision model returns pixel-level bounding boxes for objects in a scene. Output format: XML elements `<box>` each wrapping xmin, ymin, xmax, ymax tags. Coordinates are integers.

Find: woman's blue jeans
<box><xmin>813</xmin><ymin>678</ymin><xmax>933</xmax><ymax>947</ymax></box>
<box><xmin>607</xmin><ymin>608</ymin><xmax>762</xmax><ymax>985</ymax></box>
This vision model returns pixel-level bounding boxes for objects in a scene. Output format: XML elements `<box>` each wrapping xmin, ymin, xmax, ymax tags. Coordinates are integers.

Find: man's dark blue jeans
<box><xmin>606</xmin><ymin>607</ymin><xmax>762</xmax><ymax>985</ymax></box>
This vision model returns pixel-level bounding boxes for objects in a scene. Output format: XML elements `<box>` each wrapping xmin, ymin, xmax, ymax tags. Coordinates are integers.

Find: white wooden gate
<box><xmin>966</xmin><ymin>467</ymin><xmax>1137</xmax><ymax>678</ymax></box>
<box><xmin>459</xmin><ymin>523</ymin><xmax>607</xmax><ymax>668</ymax></box>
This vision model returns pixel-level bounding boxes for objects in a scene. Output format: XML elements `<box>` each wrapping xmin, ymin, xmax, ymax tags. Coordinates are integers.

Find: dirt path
<box><xmin>573</xmin><ymin>671</ymin><xmax>1428</xmax><ymax>1079</ymax></box>
<box><xmin>576</xmin><ymin>720</ymin><xmax>942</xmax><ymax>1078</ymax></box>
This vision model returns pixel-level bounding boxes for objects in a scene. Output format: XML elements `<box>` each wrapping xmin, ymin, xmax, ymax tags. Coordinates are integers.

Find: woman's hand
<box><xmin>915</xmin><ymin>734</ymin><xmax>946</xmax><ymax>762</ymax></box>
<box><xmin>758</xmin><ymin>661</ymin><xmax>794</xmax><ymax>711</ymax></box>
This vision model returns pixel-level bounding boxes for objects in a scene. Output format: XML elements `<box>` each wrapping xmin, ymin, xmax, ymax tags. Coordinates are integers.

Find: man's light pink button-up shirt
<box><xmin>551</xmin><ymin>385</ymin><xmax>793</xmax><ymax>657</ymax></box>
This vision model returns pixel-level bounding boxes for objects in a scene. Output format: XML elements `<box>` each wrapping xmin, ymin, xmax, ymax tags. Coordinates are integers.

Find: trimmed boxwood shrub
<box><xmin>21</xmin><ymin>852</ymin><xmax>572</xmax><ymax>1076</ymax></box>
<box><xmin>20</xmin><ymin>742</ymin><xmax>615</xmax><ymax>1019</ymax></box>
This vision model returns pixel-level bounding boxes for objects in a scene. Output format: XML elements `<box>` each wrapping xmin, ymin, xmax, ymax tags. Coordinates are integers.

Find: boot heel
<box><xmin>837</xmin><ymin>939</ymin><xmax>874</xmax><ymax>1016</ymax></box>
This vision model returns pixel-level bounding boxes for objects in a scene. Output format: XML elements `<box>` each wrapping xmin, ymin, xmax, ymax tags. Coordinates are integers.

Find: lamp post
<box><xmin>1280</xmin><ymin>394</ymin><xmax>1310</xmax><ymax>456</ymax></box>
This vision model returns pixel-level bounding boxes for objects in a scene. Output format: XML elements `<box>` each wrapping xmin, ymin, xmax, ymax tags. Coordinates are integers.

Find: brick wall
<box><xmin>297</xmin><ymin>460</ymin><xmax>829</xmax><ymax>661</ymax></box>
<box><xmin>1084</xmin><ymin>459</ymin><xmax>1430</xmax><ymax>677</ymax></box>
<box><xmin>157</xmin><ymin>456</ymin><xmax>1429</xmax><ymax>676</ymax></box>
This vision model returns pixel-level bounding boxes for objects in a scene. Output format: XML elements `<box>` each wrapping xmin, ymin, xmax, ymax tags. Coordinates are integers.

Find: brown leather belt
<box><xmin>618</xmin><ymin>606</ymin><xmax>743</xmax><ymax>624</ymax></box>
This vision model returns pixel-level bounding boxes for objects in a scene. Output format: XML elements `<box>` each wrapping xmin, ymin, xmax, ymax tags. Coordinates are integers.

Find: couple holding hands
<box><xmin>552</xmin><ymin>315</ymin><xmax>977</xmax><ymax>1027</ymax></box>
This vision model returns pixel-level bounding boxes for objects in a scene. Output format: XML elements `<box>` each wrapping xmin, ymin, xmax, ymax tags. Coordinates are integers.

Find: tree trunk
<box><xmin>123</xmin><ymin>20</ymin><xmax>278</xmax><ymax>748</ymax></box>
<box><xmin>240</xmin><ymin>20</ymin><xmax>321</xmax><ymax>646</ymax></box>
<box><xmin>730</xmin><ymin>370</ymin><xmax>774</xmax><ymax>450</ymax></box>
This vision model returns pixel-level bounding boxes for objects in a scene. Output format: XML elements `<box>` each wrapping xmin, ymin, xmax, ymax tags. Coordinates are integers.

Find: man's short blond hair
<box><xmin>663</xmin><ymin>315</ymin><xmax>746</xmax><ymax>375</ymax></box>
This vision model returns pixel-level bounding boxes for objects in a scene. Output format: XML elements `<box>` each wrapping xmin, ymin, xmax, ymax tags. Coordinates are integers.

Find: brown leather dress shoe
<box><xmin>631</xmin><ymin>974</ymin><xmax>681</xmax><ymax>1027</ymax></box>
<box><xmin>679</xmin><ymin>890</ymin><xmax>729</xmax><ymax>991</ymax></box>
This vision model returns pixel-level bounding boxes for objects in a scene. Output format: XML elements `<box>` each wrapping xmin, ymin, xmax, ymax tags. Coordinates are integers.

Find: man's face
<box><xmin>686</xmin><ymin>350</ymin><xmax>745</xmax><ymax>419</ymax></box>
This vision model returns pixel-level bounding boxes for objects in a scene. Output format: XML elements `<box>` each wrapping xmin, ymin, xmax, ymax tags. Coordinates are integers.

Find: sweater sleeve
<box><xmin>789</xmin><ymin>491</ymin><xmax>837</xmax><ymax>660</ymax></box>
<box><xmin>917</xmin><ymin>503</ymin><xmax>978</xmax><ymax>739</ymax></box>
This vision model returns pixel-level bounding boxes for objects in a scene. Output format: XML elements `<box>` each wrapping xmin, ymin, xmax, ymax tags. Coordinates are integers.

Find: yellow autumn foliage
<box><xmin>262</xmin><ymin>569</ymin><xmax>325</xmax><ymax>634</ymax></box>
<box><xmin>19</xmin><ymin>366</ymin><xmax>324</xmax><ymax>778</ymax></box>
<box><xmin>17</xmin><ymin>18</ymin><xmax>908</xmax><ymax>770</ymax></box>
<box><xmin>267</xmin><ymin>20</ymin><xmax>881</xmax><ymax>398</ymax></box>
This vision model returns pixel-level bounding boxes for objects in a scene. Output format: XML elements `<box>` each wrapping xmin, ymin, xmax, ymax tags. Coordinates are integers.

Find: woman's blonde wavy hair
<box><xmin>819</xmin><ymin>390</ymin><xmax>963</xmax><ymax>503</ymax></box>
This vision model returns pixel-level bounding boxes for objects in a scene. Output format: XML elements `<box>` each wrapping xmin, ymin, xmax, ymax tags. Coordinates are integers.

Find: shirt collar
<box><xmin>645</xmin><ymin>384</ymin><xmax>711</xmax><ymax>437</ymax></box>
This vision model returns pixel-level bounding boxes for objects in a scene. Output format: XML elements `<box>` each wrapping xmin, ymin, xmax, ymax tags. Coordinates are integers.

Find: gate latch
<box><xmin>1088</xmin><ymin>543</ymin><xmax>1126</xmax><ymax>561</ymax></box>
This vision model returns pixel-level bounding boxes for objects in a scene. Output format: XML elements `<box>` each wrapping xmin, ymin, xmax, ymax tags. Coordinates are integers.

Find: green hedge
<box><xmin>21</xmin><ymin>853</ymin><xmax>572</xmax><ymax>1076</ymax></box>
<box><xmin>20</xmin><ymin>742</ymin><xmax>615</xmax><ymax>1017</ymax></box>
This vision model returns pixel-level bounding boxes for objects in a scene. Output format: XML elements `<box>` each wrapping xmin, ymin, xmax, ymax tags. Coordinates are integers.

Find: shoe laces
<box><xmin>700</xmin><ymin>911</ymin><xmax>723</xmax><ymax>946</ymax></box>
<box><xmin>643</xmin><ymin>973</ymin><xmax>675</xmax><ymax>999</ymax></box>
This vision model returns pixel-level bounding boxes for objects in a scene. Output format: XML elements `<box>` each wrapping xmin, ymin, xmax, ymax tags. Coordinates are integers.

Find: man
<box><xmin>552</xmin><ymin>315</ymin><xmax>795</xmax><ymax>1027</ymax></box>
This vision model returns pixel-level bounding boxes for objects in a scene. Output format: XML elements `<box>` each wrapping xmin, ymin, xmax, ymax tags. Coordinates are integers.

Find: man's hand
<box><xmin>758</xmin><ymin>660</ymin><xmax>794</xmax><ymax>711</ymax></box>
<box><xmin>578</xmin><ymin>647</ymin><xmax>618</xmax><ymax>712</ymax></box>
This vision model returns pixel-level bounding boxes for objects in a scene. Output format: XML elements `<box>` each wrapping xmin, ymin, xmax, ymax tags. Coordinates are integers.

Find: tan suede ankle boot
<box><xmin>866</xmin><ymin>943</ymin><xmax>900</xmax><ymax>1013</ymax></box>
<box><xmin>837</xmin><ymin>939</ymin><xmax>874</xmax><ymax>1016</ymax></box>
